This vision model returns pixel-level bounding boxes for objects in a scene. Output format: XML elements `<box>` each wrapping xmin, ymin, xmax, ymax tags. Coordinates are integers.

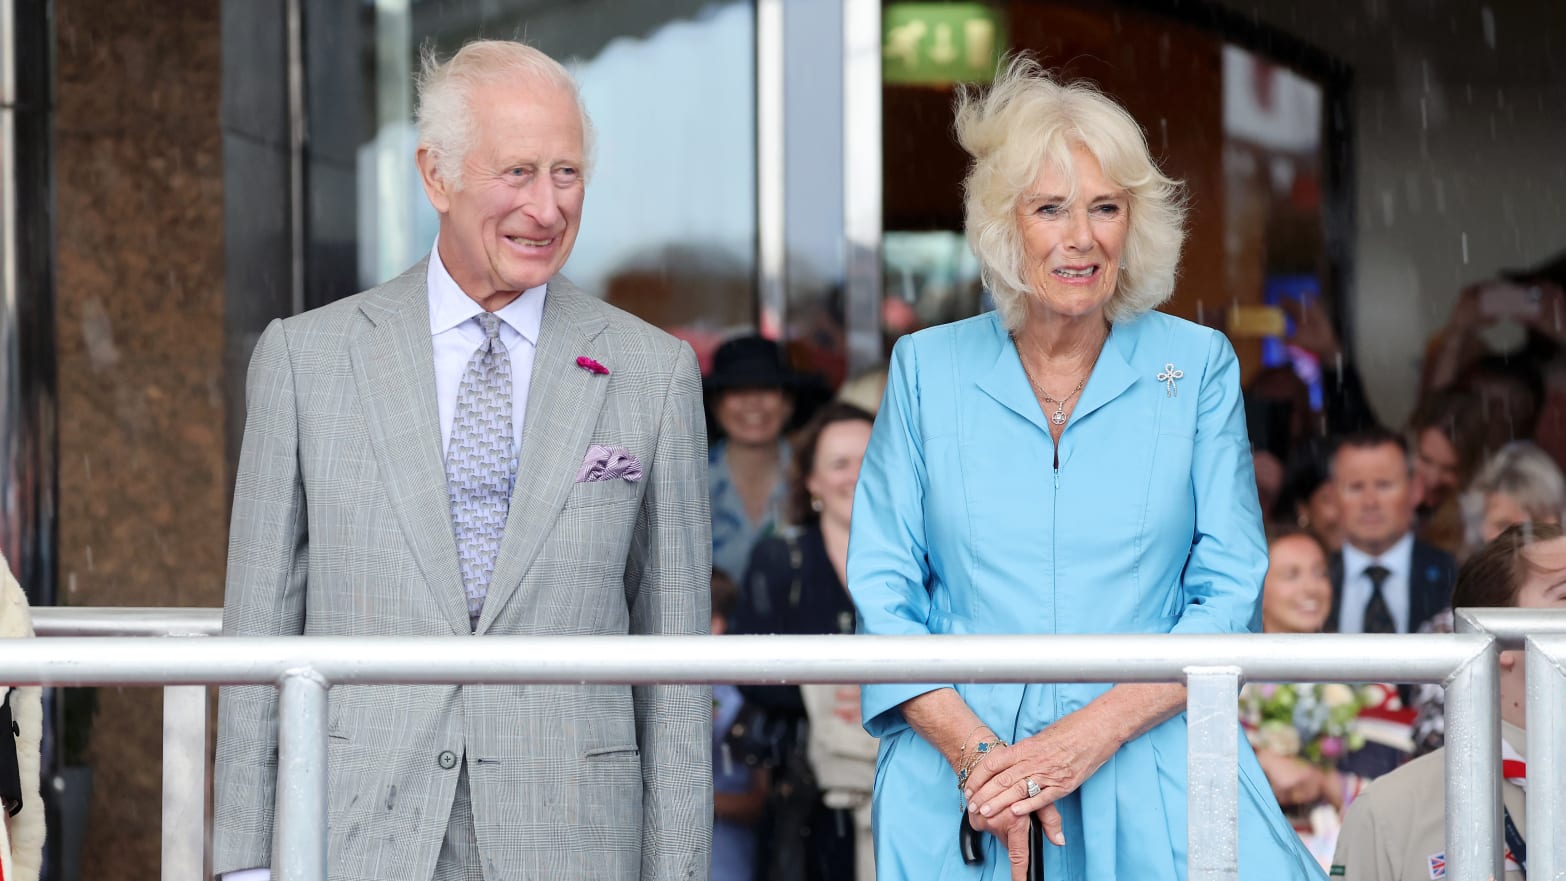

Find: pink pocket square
<box><xmin>576</xmin><ymin>444</ymin><xmax>643</xmax><ymax>483</ymax></box>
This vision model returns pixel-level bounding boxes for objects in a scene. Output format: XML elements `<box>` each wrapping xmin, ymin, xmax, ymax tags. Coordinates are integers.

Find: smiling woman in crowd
<box><xmin>705</xmin><ymin>335</ymin><xmax>822</xmax><ymax>582</ymax></box>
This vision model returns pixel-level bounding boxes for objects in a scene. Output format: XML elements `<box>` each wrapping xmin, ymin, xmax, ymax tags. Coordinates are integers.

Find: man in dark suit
<box><xmin>1325</xmin><ymin>427</ymin><xmax>1456</xmax><ymax>636</ymax></box>
<box><xmin>1324</xmin><ymin>427</ymin><xmax>1456</xmax><ymax>779</ymax></box>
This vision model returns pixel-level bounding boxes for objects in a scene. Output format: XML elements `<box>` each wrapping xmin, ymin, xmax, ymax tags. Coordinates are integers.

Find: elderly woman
<box><xmin>1465</xmin><ymin>440</ymin><xmax>1566</xmax><ymax>549</ymax></box>
<box><xmin>1406</xmin><ymin>440</ymin><xmax>1566</xmax><ymax>755</ymax></box>
<box><xmin>848</xmin><ymin>58</ymin><xmax>1319</xmax><ymax>880</ymax></box>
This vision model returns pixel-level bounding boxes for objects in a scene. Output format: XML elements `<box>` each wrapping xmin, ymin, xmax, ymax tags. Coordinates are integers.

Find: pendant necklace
<box><xmin>1016</xmin><ymin>324</ymin><xmax>1106</xmax><ymax>428</ymax></box>
<box><xmin>1031</xmin><ymin>374</ymin><xmax>1087</xmax><ymax>426</ymax></box>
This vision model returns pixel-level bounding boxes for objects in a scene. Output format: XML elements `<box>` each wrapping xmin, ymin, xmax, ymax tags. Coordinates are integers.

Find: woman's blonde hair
<box><xmin>954</xmin><ymin>55</ymin><xmax>1186</xmax><ymax>330</ymax></box>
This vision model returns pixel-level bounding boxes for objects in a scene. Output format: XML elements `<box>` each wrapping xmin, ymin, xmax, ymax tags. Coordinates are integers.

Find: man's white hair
<box><xmin>954</xmin><ymin>55</ymin><xmax>1187</xmax><ymax>331</ymax></box>
<box><xmin>415</xmin><ymin>40</ymin><xmax>596</xmax><ymax>189</ymax></box>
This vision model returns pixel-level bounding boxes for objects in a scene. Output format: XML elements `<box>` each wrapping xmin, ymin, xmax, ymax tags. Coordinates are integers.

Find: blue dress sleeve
<box><xmin>847</xmin><ymin>335</ymin><xmax>946</xmax><ymax>737</ymax></box>
<box><xmin>1170</xmin><ymin>330</ymin><xmax>1269</xmax><ymax>635</ymax></box>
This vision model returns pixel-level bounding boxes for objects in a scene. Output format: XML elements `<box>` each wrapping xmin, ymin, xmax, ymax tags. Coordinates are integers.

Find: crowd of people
<box><xmin>710</xmin><ymin>284</ymin><xmax>1566</xmax><ymax>881</ymax></box>
<box><xmin>703</xmin><ymin>57</ymin><xmax>1566</xmax><ymax>881</ymax></box>
<box><xmin>1236</xmin><ymin>261</ymin><xmax>1566</xmax><ymax>879</ymax></box>
<box><xmin>194</xmin><ymin>33</ymin><xmax>1566</xmax><ymax>881</ymax></box>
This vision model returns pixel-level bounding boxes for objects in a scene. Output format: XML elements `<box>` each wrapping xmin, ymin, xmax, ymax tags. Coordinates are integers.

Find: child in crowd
<box><xmin>1332</xmin><ymin>523</ymin><xmax>1563</xmax><ymax>880</ymax></box>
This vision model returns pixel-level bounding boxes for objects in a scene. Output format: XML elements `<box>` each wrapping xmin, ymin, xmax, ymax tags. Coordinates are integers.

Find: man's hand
<box><xmin>1279</xmin><ymin>297</ymin><xmax>1342</xmax><ymax>363</ymax></box>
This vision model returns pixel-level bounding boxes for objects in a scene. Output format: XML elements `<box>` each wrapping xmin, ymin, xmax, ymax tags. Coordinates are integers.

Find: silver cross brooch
<box><xmin>1157</xmin><ymin>363</ymin><xmax>1184</xmax><ymax>397</ymax></box>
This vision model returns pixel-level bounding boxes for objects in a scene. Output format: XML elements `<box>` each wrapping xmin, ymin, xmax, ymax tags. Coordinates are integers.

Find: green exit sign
<box><xmin>883</xmin><ymin>3</ymin><xmax>1007</xmax><ymax>85</ymax></box>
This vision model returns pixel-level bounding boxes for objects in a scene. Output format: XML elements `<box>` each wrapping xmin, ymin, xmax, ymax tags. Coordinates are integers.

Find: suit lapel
<box><xmin>350</xmin><ymin>263</ymin><xmax>472</xmax><ymax>636</ymax></box>
<box><xmin>1408</xmin><ymin>543</ymin><xmax>1427</xmax><ymax>630</ymax></box>
<box><xmin>1408</xmin><ymin>541</ymin><xmax>1450</xmax><ymax>632</ymax></box>
<box><xmin>1326</xmin><ymin>551</ymin><xmax>1345</xmax><ymax>632</ymax></box>
<box><xmin>477</xmin><ymin>277</ymin><xmax>610</xmax><ymax>634</ymax></box>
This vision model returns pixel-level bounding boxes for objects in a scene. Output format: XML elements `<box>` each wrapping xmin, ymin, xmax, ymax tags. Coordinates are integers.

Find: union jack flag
<box><xmin>1427</xmin><ymin>852</ymin><xmax>1446</xmax><ymax>879</ymax></box>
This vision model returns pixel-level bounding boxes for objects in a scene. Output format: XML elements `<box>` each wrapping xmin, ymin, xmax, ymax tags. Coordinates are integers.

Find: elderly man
<box><xmin>214</xmin><ymin>41</ymin><xmax>711</xmax><ymax>881</ymax></box>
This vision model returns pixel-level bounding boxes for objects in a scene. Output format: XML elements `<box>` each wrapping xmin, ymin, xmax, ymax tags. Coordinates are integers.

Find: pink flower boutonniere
<box><xmin>576</xmin><ymin>356</ymin><xmax>610</xmax><ymax>376</ymax></box>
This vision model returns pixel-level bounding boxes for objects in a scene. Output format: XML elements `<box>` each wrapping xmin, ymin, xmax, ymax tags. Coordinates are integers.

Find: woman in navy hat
<box><xmin>705</xmin><ymin>335</ymin><xmax>822</xmax><ymax>583</ymax></box>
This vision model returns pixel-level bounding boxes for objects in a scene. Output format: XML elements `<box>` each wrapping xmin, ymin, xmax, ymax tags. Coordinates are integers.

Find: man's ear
<box><xmin>417</xmin><ymin>147</ymin><xmax>452</xmax><ymax>214</ymax></box>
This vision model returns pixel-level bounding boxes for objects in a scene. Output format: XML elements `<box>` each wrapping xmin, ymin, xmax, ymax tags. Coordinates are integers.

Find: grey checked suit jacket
<box><xmin>214</xmin><ymin>261</ymin><xmax>713</xmax><ymax>881</ymax></box>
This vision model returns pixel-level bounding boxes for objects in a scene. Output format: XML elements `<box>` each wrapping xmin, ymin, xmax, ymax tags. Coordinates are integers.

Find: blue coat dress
<box><xmin>847</xmin><ymin>309</ymin><xmax>1324</xmax><ymax>880</ymax></box>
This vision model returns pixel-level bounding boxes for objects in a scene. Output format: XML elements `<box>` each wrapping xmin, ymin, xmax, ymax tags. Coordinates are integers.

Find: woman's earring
<box><xmin>811</xmin><ymin>497</ymin><xmax>824</xmax><ymax>513</ymax></box>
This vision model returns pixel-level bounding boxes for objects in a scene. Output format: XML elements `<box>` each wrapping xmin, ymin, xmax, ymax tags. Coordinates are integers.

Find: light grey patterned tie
<box><xmin>447</xmin><ymin>312</ymin><xmax>516</xmax><ymax>629</ymax></box>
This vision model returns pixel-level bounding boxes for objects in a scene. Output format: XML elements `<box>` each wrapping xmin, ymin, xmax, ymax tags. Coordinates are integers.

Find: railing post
<box><xmin>275</xmin><ymin>670</ymin><xmax>329</xmax><ymax>881</ymax></box>
<box><xmin>161</xmin><ymin>685</ymin><xmax>208</xmax><ymax>881</ymax></box>
<box><xmin>1185</xmin><ymin>666</ymin><xmax>1241</xmax><ymax>881</ymax></box>
<box><xmin>1526</xmin><ymin>636</ymin><xmax>1566</xmax><ymax>881</ymax></box>
<box><xmin>1444</xmin><ymin>639</ymin><xmax>1501</xmax><ymax>881</ymax></box>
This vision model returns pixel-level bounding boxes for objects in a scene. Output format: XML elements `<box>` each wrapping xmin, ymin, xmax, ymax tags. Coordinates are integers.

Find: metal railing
<box><xmin>18</xmin><ymin>608</ymin><xmax>1566</xmax><ymax>881</ymax></box>
<box><xmin>1454</xmin><ymin>606</ymin><xmax>1566</xmax><ymax>878</ymax></box>
<box><xmin>32</xmin><ymin>608</ymin><xmax>221</xmax><ymax>881</ymax></box>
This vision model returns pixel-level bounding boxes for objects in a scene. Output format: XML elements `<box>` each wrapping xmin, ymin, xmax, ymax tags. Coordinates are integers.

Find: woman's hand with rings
<box><xmin>961</xmin><ymin>748</ymin><xmax>1065</xmax><ymax>881</ymax></box>
<box><xmin>961</xmin><ymin>712</ymin><xmax>1116</xmax><ymax>851</ymax></box>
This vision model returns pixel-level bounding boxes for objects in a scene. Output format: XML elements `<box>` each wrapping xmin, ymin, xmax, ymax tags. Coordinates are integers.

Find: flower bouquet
<box><xmin>1239</xmin><ymin>683</ymin><xmax>1377</xmax><ymax>766</ymax></box>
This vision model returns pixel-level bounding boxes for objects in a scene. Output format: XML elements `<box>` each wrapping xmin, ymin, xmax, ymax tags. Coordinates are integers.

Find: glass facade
<box><xmin>352</xmin><ymin>0</ymin><xmax>759</xmax><ymax>355</ymax></box>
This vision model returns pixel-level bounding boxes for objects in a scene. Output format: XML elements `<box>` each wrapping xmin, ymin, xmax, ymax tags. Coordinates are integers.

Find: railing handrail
<box><xmin>29</xmin><ymin>604</ymin><xmax>1562</xmax><ymax>647</ymax></box>
<box><xmin>30</xmin><ymin>606</ymin><xmax>221</xmax><ymax>637</ymax></box>
<box><xmin>18</xmin><ymin>608</ymin><xmax>1566</xmax><ymax>881</ymax></box>
<box><xmin>0</xmin><ymin>631</ymin><xmax>1497</xmax><ymax>687</ymax></box>
<box><xmin>1454</xmin><ymin>606</ymin><xmax>1566</xmax><ymax>646</ymax></box>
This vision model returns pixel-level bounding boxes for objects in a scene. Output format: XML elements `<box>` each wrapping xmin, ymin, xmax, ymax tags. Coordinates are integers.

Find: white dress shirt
<box><xmin>1339</xmin><ymin>531</ymin><xmax>1415</xmax><ymax>634</ymax></box>
<box><xmin>428</xmin><ymin>239</ymin><xmax>546</xmax><ymax>459</ymax></box>
<box><xmin>222</xmin><ymin>247</ymin><xmax>547</xmax><ymax>881</ymax></box>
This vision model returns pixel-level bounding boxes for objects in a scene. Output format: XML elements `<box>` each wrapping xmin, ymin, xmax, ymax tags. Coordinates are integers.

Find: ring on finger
<box><xmin>1025</xmin><ymin>778</ymin><xmax>1042</xmax><ymax>799</ymax></box>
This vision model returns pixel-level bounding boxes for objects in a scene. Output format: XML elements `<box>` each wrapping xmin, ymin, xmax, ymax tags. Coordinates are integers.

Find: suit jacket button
<box><xmin>438</xmin><ymin>750</ymin><xmax>458</xmax><ymax>770</ymax></box>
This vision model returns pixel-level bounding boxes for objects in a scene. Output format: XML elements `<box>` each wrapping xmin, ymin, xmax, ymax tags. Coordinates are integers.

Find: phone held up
<box><xmin>1477</xmin><ymin>281</ymin><xmax>1543</xmax><ymax>322</ymax></box>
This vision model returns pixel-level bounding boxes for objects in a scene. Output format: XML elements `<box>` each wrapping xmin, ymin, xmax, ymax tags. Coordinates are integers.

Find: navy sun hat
<box><xmin>704</xmin><ymin>336</ymin><xmax>813</xmax><ymax>392</ymax></box>
<box><xmin>703</xmin><ymin>335</ymin><xmax>829</xmax><ymax>436</ymax></box>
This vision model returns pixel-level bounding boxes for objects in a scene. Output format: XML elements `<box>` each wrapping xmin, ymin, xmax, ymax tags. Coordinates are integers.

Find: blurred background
<box><xmin>0</xmin><ymin>0</ymin><xmax>1562</xmax><ymax>877</ymax></box>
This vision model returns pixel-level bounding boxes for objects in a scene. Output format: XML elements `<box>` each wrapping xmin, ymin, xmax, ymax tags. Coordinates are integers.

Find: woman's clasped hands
<box><xmin>960</xmin><ymin>712</ymin><xmax>1117</xmax><ymax>880</ymax></box>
